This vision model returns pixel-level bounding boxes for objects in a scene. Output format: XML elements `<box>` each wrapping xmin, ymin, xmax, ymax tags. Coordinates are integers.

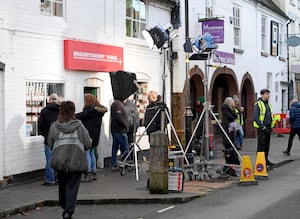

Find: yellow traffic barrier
<box><xmin>254</xmin><ymin>152</ymin><xmax>269</xmax><ymax>180</ymax></box>
<box><xmin>238</xmin><ymin>156</ymin><xmax>258</xmax><ymax>186</ymax></box>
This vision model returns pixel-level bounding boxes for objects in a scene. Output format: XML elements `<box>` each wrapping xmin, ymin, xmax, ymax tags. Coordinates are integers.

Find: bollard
<box><xmin>149</xmin><ymin>131</ymin><xmax>169</xmax><ymax>194</ymax></box>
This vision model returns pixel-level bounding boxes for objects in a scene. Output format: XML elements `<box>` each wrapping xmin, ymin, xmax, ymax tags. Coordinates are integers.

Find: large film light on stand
<box><xmin>142</xmin><ymin>23</ymin><xmax>177</xmax><ymax>50</ymax></box>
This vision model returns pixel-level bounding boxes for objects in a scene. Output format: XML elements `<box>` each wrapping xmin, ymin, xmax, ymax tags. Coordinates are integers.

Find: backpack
<box><xmin>53</xmin><ymin>130</ymin><xmax>84</xmax><ymax>152</ymax></box>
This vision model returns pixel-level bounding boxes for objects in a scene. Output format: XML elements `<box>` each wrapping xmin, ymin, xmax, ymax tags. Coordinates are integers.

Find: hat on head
<box><xmin>260</xmin><ymin>88</ymin><xmax>270</xmax><ymax>95</ymax></box>
<box><xmin>199</xmin><ymin>96</ymin><xmax>205</xmax><ymax>103</ymax></box>
<box><xmin>49</xmin><ymin>93</ymin><xmax>58</xmax><ymax>101</ymax></box>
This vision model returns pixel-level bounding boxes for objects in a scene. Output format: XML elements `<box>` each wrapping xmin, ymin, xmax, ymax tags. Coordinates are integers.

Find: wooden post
<box><xmin>149</xmin><ymin>131</ymin><xmax>169</xmax><ymax>194</ymax></box>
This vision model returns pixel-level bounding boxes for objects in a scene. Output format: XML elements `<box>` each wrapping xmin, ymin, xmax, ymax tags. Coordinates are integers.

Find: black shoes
<box><xmin>41</xmin><ymin>181</ymin><xmax>56</xmax><ymax>186</ymax></box>
<box><xmin>266</xmin><ymin>160</ymin><xmax>274</xmax><ymax>166</ymax></box>
<box><xmin>282</xmin><ymin>150</ymin><xmax>290</xmax><ymax>156</ymax></box>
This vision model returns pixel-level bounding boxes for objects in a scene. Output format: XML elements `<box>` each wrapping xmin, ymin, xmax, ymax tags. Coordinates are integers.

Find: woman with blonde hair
<box><xmin>221</xmin><ymin>97</ymin><xmax>239</xmax><ymax>175</ymax></box>
<box><xmin>76</xmin><ymin>94</ymin><xmax>107</xmax><ymax>181</ymax></box>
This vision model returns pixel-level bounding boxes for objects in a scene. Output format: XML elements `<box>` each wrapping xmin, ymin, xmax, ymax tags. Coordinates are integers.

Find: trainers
<box><xmin>81</xmin><ymin>173</ymin><xmax>92</xmax><ymax>182</ymax></box>
<box><xmin>282</xmin><ymin>150</ymin><xmax>290</xmax><ymax>156</ymax></box>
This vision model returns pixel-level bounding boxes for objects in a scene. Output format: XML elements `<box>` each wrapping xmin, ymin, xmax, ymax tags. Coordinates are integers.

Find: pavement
<box><xmin>1</xmin><ymin>133</ymin><xmax>300</xmax><ymax>217</ymax></box>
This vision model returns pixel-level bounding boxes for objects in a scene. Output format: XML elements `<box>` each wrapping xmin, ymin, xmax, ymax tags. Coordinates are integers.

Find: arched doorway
<box><xmin>190</xmin><ymin>66</ymin><xmax>204</xmax><ymax>119</ymax></box>
<box><xmin>210</xmin><ymin>67</ymin><xmax>238</xmax><ymax>119</ymax></box>
<box><xmin>241</xmin><ymin>73</ymin><xmax>255</xmax><ymax>137</ymax></box>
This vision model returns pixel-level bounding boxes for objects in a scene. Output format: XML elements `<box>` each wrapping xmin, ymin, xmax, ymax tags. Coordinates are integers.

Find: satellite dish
<box><xmin>287</xmin><ymin>36</ymin><xmax>300</xmax><ymax>47</ymax></box>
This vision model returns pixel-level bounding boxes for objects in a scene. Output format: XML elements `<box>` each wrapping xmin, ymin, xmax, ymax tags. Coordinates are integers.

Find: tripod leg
<box><xmin>134</xmin><ymin>143</ymin><xmax>139</xmax><ymax>181</ymax></box>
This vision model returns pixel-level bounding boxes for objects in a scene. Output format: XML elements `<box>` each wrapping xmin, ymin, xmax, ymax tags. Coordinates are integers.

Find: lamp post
<box><xmin>184</xmin><ymin>0</ymin><xmax>194</xmax><ymax>164</ymax></box>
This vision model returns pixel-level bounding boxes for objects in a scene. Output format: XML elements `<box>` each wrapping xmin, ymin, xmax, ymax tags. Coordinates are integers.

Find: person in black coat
<box><xmin>221</xmin><ymin>97</ymin><xmax>239</xmax><ymax>175</ymax></box>
<box><xmin>110</xmin><ymin>98</ymin><xmax>130</xmax><ymax>170</ymax></box>
<box><xmin>38</xmin><ymin>93</ymin><xmax>60</xmax><ymax>186</ymax></box>
<box><xmin>144</xmin><ymin>91</ymin><xmax>169</xmax><ymax>140</ymax></box>
<box><xmin>76</xmin><ymin>94</ymin><xmax>107</xmax><ymax>181</ymax></box>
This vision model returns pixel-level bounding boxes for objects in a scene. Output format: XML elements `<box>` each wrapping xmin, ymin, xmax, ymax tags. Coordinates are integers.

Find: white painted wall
<box><xmin>0</xmin><ymin>0</ymin><xmax>172</xmax><ymax>176</ymax></box>
<box><xmin>0</xmin><ymin>0</ymin><xmax>289</xmax><ymax>177</ymax></box>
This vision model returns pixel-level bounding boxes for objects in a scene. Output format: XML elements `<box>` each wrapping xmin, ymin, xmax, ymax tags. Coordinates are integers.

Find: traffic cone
<box><xmin>238</xmin><ymin>156</ymin><xmax>258</xmax><ymax>186</ymax></box>
<box><xmin>254</xmin><ymin>152</ymin><xmax>269</xmax><ymax>180</ymax></box>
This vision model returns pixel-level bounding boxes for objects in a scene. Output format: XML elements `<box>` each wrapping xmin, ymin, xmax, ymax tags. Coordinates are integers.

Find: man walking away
<box><xmin>282</xmin><ymin>99</ymin><xmax>300</xmax><ymax>156</ymax></box>
<box><xmin>38</xmin><ymin>93</ymin><xmax>60</xmax><ymax>186</ymax></box>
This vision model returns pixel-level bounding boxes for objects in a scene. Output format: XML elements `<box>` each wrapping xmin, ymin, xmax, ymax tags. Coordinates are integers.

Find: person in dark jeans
<box><xmin>253</xmin><ymin>88</ymin><xmax>274</xmax><ymax>166</ymax></box>
<box><xmin>38</xmin><ymin>93</ymin><xmax>60</xmax><ymax>186</ymax></box>
<box><xmin>110</xmin><ymin>99</ymin><xmax>130</xmax><ymax>171</ymax></box>
<box><xmin>282</xmin><ymin>99</ymin><xmax>300</xmax><ymax>156</ymax></box>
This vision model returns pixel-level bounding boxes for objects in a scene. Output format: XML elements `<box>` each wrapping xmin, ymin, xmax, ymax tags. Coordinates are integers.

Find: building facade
<box><xmin>0</xmin><ymin>0</ymin><xmax>289</xmax><ymax>181</ymax></box>
<box><xmin>274</xmin><ymin>0</ymin><xmax>300</xmax><ymax>102</ymax></box>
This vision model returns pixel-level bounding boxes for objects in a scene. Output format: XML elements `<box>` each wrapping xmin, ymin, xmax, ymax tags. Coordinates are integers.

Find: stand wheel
<box><xmin>188</xmin><ymin>171</ymin><xmax>193</xmax><ymax>181</ymax></box>
<box><xmin>120</xmin><ymin>167</ymin><xmax>125</xmax><ymax>175</ymax></box>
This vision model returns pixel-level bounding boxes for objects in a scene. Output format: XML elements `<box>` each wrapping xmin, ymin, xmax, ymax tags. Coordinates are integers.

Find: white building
<box><xmin>0</xmin><ymin>0</ymin><xmax>289</xmax><ymax>182</ymax></box>
<box><xmin>274</xmin><ymin>0</ymin><xmax>300</xmax><ymax>101</ymax></box>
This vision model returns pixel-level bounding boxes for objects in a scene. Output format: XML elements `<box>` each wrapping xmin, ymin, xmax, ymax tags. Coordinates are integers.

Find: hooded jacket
<box><xmin>38</xmin><ymin>102</ymin><xmax>60</xmax><ymax>144</ymax></box>
<box><xmin>76</xmin><ymin>104</ymin><xmax>107</xmax><ymax>147</ymax></box>
<box><xmin>110</xmin><ymin>100</ymin><xmax>128</xmax><ymax>133</ymax></box>
<box><xmin>48</xmin><ymin>120</ymin><xmax>92</xmax><ymax>173</ymax></box>
<box><xmin>290</xmin><ymin>102</ymin><xmax>300</xmax><ymax>129</ymax></box>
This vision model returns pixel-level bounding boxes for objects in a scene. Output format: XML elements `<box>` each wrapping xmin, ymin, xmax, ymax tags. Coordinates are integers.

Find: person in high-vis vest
<box><xmin>233</xmin><ymin>96</ymin><xmax>244</xmax><ymax>150</ymax></box>
<box><xmin>253</xmin><ymin>88</ymin><xmax>274</xmax><ymax>166</ymax></box>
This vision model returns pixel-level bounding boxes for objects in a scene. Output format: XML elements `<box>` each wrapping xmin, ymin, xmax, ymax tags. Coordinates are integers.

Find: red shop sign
<box><xmin>64</xmin><ymin>40</ymin><xmax>124</xmax><ymax>72</ymax></box>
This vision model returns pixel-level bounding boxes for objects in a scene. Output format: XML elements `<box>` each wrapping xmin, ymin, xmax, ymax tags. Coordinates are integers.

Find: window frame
<box><xmin>40</xmin><ymin>0</ymin><xmax>64</xmax><ymax>17</ymax></box>
<box><xmin>126</xmin><ymin>0</ymin><xmax>147</xmax><ymax>39</ymax></box>
<box><xmin>26</xmin><ymin>81</ymin><xmax>64</xmax><ymax>137</ymax></box>
<box><xmin>233</xmin><ymin>6</ymin><xmax>241</xmax><ymax>48</ymax></box>
<box><xmin>261</xmin><ymin>15</ymin><xmax>267</xmax><ymax>51</ymax></box>
<box><xmin>205</xmin><ymin>0</ymin><xmax>214</xmax><ymax>18</ymax></box>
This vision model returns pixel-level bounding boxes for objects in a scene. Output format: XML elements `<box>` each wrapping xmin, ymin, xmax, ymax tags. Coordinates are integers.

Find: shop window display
<box><xmin>26</xmin><ymin>82</ymin><xmax>64</xmax><ymax>137</ymax></box>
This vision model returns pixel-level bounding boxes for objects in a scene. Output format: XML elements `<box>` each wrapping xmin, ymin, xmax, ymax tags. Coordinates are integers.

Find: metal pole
<box><xmin>184</xmin><ymin>0</ymin><xmax>193</xmax><ymax>164</ymax></box>
<box><xmin>287</xmin><ymin>20</ymin><xmax>291</xmax><ymax>110</ymax></box>
<box><xmin>204</xmin><ymin>59</ymin><xmax>210</xmax><ymax>161</ymax></box>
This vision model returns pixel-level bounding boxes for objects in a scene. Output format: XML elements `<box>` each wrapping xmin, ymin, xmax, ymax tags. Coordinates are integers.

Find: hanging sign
<box><xmin>202</xmin><ymin>20</ymin><xmax>224</xmax><ymax>43</ymax></box>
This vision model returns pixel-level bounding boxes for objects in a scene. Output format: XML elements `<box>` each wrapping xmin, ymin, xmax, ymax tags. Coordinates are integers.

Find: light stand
<box><xmin>183</xmin><ymin>52</ymin><xmax>242</xmax><ymax>180</ymax></box>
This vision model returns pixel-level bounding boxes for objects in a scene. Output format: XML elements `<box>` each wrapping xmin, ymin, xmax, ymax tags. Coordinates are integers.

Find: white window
<box><xmin>233</xmin><ymin>6</ymin><xmax>241</xmax><ymax>47</ymax></box>
<box><xmin>205</xmin><ymin>0</ymin><xmax>214</xmax><ymax>18</ymax></box>
<box><xmin>40</xmin><ymin>0</ymin><xmax>64</xmax><ymax>17</ymax></box>
<box><xmin>267</xmin><ymin>72</ymin><xmax>272</xmax><ymax>90</ymax></box>
<box><xmin>126</xmin><ymin>0</ymin><xmax>146</xmax><ymax>39</ymax></box>
<box><xmin>279</xmin><ymin>23</ymin><xmax>284</xmax><ymax>56</ymax></box>
<box><xmin>26</xmin><ymin>82</ymin><xmax>64</xmax><ymax>137</ymax></box>
<box><xmin>261</xmin><ymin>16</ymin><xmax>267</xmax><ymax>51</ymax></box>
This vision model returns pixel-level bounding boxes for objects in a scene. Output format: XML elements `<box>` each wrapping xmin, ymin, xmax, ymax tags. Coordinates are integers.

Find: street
<box><xmin>7</xmin><ymin>158</ymin><xmax>300</xmax><ymax>219</ymax></box>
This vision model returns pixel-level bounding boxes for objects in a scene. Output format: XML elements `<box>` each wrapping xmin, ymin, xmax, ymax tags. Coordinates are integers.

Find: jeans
<box><xmin>235</xmin><ymin>128</ymin><xmax>244</xmax><ymax>146</ymax></box>
<box><xmin>44</xmin><ymin>144</ymin><xmax>55</xmax><ymax>183</ymax></box>
<box><xmin>85</xmin><ymin>149</ymin><xmax>97</xmax><ymax>173</ymax></box>
<box><xmin>111</xmin><ymin>133</ymin><xmax>130</xmax><ymax>166</ymax></box>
